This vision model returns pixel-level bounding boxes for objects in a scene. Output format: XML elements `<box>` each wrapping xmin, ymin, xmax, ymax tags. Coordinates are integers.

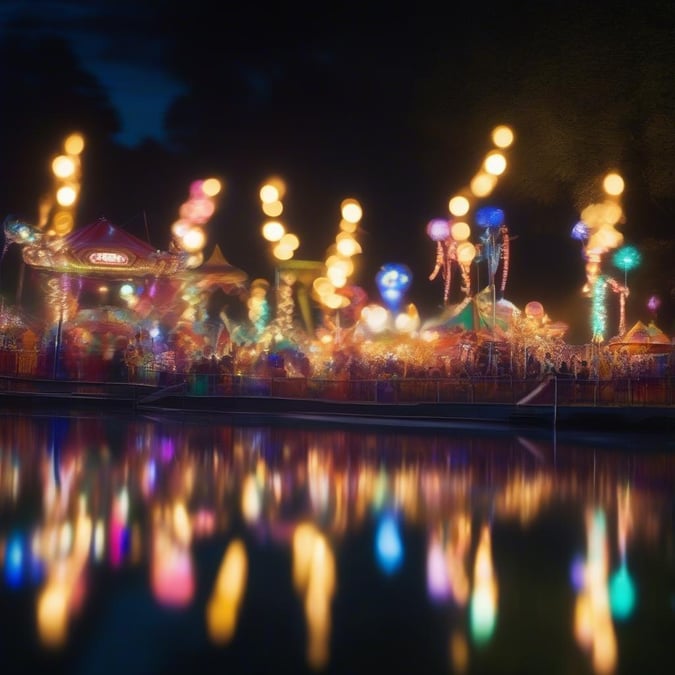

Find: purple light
<box><xmin>648</xmin><ymin>295</ymin><xmax>661</xmax><ymax>312</ymax></box>
<box><xmin>571</xmin><ymin>221</ymin><xmax>589</xmax><ymax>241</ymax></box>
<box><xmin>426</xmin><ymin>218</ymin><xmax>451</xmax><ymax>242</ymax></box>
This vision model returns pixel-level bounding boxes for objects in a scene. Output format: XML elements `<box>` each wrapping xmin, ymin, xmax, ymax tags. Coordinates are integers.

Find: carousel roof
<box><xmin>22</xmin><ymin>218</ymin><xmax>190</xmax><ymax>276</ymax></box>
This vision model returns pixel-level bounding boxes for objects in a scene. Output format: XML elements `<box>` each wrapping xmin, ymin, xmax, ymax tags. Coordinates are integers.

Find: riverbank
<box><xmin>2</xmin><ymin>373</ymin><xmax>673</xmax><ymax>434</ymax></box>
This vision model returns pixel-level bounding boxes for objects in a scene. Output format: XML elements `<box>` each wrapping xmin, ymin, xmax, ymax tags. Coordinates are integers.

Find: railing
<box><xmin>0</xmin><ymin>347</ymin><xmax>673</xmax><ymax>407</ymax></box>
<box><xmin>215</xmin><ymin>374</ymin><xmax>674</xmax><ymax>406</ymax></box>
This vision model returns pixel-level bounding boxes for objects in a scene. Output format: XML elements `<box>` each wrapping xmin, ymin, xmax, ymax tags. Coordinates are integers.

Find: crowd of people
<box><xmin>0</xmin><ymin>323</ymin><xmax>671</xmax><ymax>391</ymax></box>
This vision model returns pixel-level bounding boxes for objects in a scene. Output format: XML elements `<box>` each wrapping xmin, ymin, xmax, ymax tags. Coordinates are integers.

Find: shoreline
<box><xmin>2</xmin><ymin>377</ymin><xmax>673</xmax><ymax>435</ymax></box>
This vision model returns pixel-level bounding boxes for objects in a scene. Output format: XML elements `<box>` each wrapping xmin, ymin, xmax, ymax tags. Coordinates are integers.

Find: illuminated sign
<box><xmin>88</xmin><ymin>251</ymin><xmax>130</xmax><ymax>265</ymax></box>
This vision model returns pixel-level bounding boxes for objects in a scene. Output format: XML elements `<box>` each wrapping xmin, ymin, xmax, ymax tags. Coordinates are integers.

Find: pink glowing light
<box><xmin>426</xmin><ymin>218</ymin><xmax>451</xmax><ymax>242</ymax></box>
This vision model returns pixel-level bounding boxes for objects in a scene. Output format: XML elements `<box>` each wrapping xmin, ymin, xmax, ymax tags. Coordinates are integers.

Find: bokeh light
<box><xmin>491</xmin><ymin>125</ymin><xmax>514</xmax><ymax>148</ymax></box>
<box><xmin>449</xmin><ymin>195</ymin><xmax>470</xmax><ymax>217</ymax></box>
<box><xmin>603</xmin><ymin>172</ymin><xmax>625</xmax><ymax>197</ymax></box>
<box><xmin>426</xmin><ymin>218</ymin><xmax>450</xmax><ymax>242</ymax></box>
<box><xmin>612</xmin><ymin>245</ymin><xmax>641</xmax><ymax>273</ymax></box>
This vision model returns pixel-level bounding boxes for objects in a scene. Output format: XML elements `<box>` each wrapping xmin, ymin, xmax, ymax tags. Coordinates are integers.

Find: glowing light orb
<box><xmin>326</xmin><ymin>254</ymin><xmax>353</xmax><ymax>278</ymax></box>
<box><xmin>647</xmin><ymin>295</ymin><xmax>661</xmax><ymax>313</ymax></box>
<box><xmin>181</xmin><ymin>227</ymin><xmax>206</xmax><ymax>253</ymax></box>
<box><xmin>262</xmin><ymin>220</ymin><xmax>285</xmax><ymax>242</ymax></box>
<box><xmin>171</xmin><ymin>219</ymin><xmax>190</xmax><ymax>239</ymax></box>
<box><xmin>52</xmin><ymin>210</ymin><xmax>74</xmax><ymax>235</ymax></box>
<box><xmin>525</xmin><ymin>301</ymin><xmax>544</xmax><ymax>319</ymax></box>
<box><xmin>52</xmin><ymin>155</ymin><xmax>77</xmax><ymax>179</ymax></box>
<box><xmin>64</xmin><ymin>133</ymin><xmax>85</xmax><ymax>155</ymax></box>
<box><xmin>426</xmin><ymin>218</ymin><xmax>450</xmax><ymax>242</ymax></box>
<box><xmin>491</xmin><ymin>125</ymin><xmax>514</xmax><ymax>148</ymax></box>
<box><xmin>469</xmin><ymin>585</ymin><xmax>497</xmax><ymax>645</ymax></box>
<box><xmin>376</xmin><ymin>263</ymin><xmax>412</xmax><ymax>311</ymax></box>
<box><xmin>394</xmin><ymin>304</ymin><xmax>420</xmax><ymax>333</ymax></box>
<box><xmin>603</xmin><ymin>172</ymin><xmax>625</xmax><ymax>196</ymax></box>
<box><xmin>262</xmin><ymin>200</ymin><xmax>283</xmax><ymax>217</ymax></box>
<box><xmin>457</xmin><ymin>241</ymin><xmax>476</xmax><ymax>264</ymax></box>
<box><xmin>609</xmin><ymin>563</ymin><xmax>636</xmax><ymax>621</ymax></box>
<box><xmin>280</xmin><ymin>232</ymin><xmax>299</xmax><ymax>251</ymax></box>
<box><xmin>569</xmin><ymin>554</ymin><xmax>585</xmax><ymax>592</ymax></box>
<box><xmin>56</xmin><ymin>185</ymin><xmax>77</xmax><ymax>207</ymax></box>
<box><xmin>181</xmin><ymin>197</ymin><xmax>215</xmax><ymax>224</ymax></box>
<box><xmin>449</xmin><ymin>195</ymin><xmax>470</xmax><ymax>217</ymax></box>
<box><xmin>375</xmin><ymin>513</ymin><xmax>404</xmax><ymax>576</ymax></box>
<box><xmin>313</xmin><ymin>276</ymin><xmax>334</xmax><ymax>299</ymax></box>
<box><xmin>260</xmin><ymin>184</ymin><xmax>279</xmax><ymax>203</ymax></box>
<box><xmin>612</xmin><ymin>245</ymin><xmax>641</xmax><ymax>272</ymax></box>
<box><xmin>451</xmin><ymin>221</ymin><xmax>471</xmax><ymax>242</ymax></box>
<box><xmin>201</xmin><ymin>177</ymin><xmax>222</xmax><ymax>197</ymax></box>
<box><xmin>475</xmin><ymin>206</ymin><xmax>504</xmax><ymax>229</ymax></box>
<box><xmin>341</xmin><ymin>198</ymin><xmax>363</xmax><ymax>224</ymax></box>
<box><xmin>596</xmin><ymin>226</ymin><xmax>623</xmax><ymax>249</ymax></box>
<box><xmin>326</xmin><ymin>266</ymin><xmax>348</xmax><ymax>288</ymax></box>
<box><xmin>4</xmin><ymin>533</ymin><xmax>24</xmax><ymax>588</ymax></box>
<box><xmin>470</xmin><ymin>172</ymin><xmax>497</xmax><ymax>197</ymax></box>
<box><xmin>335</xmin><ymin>233</ymin><xmax>362</xmax><ymax>256</ymax></box>
<box><xmin>483</xmin><ymin>151</ymin><xmax>507</xmax><ymax>176</ymax></box>
<box><xmin>571</xmin><ymin>221</ymin><xmax>589</xmax><ymax>241</ymax></box>
<box><xmin>260</xmin><ymin>177</ymin><xmax>286</xmax><ymax>203</ymax></box>
<box><xmin>273</xmin><ymin>243</ymin><xmax>294</xmax><ymax>261</ymax></box>
<box><xmin>361</xmin><ymin>303</ymin><xmax>389</xmax><ymax>332</ymax></box>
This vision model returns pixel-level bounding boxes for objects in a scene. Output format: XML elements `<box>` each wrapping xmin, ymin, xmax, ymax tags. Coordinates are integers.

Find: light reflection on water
<box><xmin>0</xmin><ymin>411</ymin><xmax>673</xmax><ymax>675</ymax></box>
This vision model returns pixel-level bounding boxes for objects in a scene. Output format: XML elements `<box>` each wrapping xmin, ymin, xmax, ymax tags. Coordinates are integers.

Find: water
<box><xmin>0</xmin><ymin>409</ymin><xmax>673</xmax><ymax>675</ymax></box>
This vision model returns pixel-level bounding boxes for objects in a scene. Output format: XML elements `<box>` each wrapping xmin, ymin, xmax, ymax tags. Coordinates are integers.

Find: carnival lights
<box><xmin>430</xmin><ymin>125</ymin><xmax>513</xmax><ymax>306</ymax></box>
<box><xmin>43</xmin><ymin>132</ymin><xmax>85</xmax><ymax>236</ymax></box>
<box><xmin>573</xmin><ymin>171</ymin><xmax>630</xmax><ymax>340</ymax></box>
<box><xmin>612</xmin><ymin>245</ymin><xmax>641</xmax><ymax>289</ymax></box>
<box><xmin>612</xmin><ymin>245</ymin><xmax>641</xmax><ymax>335</ymax></box>
<box><xmin>171</xmin><ymin>177</ymin><xmax>222</xmax><ymax>268</ymax></box>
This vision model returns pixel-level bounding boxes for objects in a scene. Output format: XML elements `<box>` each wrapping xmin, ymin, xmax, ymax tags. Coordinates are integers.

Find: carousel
<box><xmin>2</xmin><ymin>215</ymin><xmax>248</xmax><ymax>379</ymax></box>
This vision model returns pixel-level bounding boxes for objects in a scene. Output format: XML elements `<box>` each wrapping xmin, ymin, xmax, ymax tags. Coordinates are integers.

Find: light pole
<box><xmin>612</xmin><ymin>245</ymin><xmax>641</xmax><ymax>335</ymax></box>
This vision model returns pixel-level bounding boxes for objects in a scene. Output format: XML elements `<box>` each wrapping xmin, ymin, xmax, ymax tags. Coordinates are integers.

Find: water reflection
<box><xmin>0</xmin><ymin>411</ymin><xmax>673</xmax><ymax>675</ymax></box>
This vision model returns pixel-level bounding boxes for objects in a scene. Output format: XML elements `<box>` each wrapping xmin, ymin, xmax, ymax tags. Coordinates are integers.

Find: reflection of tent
<box><xmin>608</xmin><ymin>320</ymin><xmax>672</xmax><ymax>354</ymax></box>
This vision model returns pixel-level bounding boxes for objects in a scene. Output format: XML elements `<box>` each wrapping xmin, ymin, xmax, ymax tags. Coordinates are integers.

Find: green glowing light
<box><xmin>612</xmin><ymin>245</ymin><xmax>641</xmax><ymax>272</ymax></box>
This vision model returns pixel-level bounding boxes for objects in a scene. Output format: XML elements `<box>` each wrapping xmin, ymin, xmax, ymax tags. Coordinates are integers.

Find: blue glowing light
<box><xmin>571</xmin><ymin>221</ymin><xmax>589</xmax><ymax>241</ymax></box>
<box><xmin>4</xmin><ymin>532</ymin><xmax>25</xmax><ymax>588</ymax></box>
<box><xmin>609</xmin><ymin>562</ymin><xmax>637</xmax><ymax>621</ymax></box>
<box><xmin>612</xmin><ymin>245</ymin><xmax>641</xmax><ymax>272</ymax></box>
<box><xmin>375</xmin><ymin>263</ymin><xmax>412</xmax><ymax>311</ymax></box>
<box><xmin>475</xmin><ymin>206</ymin><xmax>504</xmax><ymax>229</ymax></box>
<box><xmin>375</xmin><ymin>513</ymin><xmax>404</xmax><ymax>576</ymax></box>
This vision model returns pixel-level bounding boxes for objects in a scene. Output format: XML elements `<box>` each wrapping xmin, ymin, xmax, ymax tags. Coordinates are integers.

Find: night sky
<box><xmin>1</xmin><ymin>0</ymin><xmax>674</xmax><ymax>343</ymax></box>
